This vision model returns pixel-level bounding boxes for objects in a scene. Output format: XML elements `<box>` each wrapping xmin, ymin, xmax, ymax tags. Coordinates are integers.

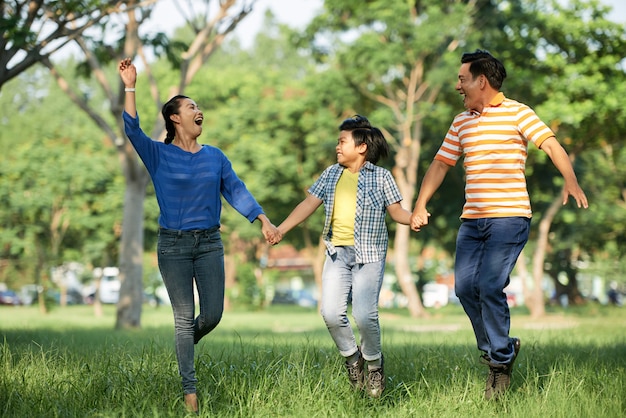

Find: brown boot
<box><xmin>484</xmin><ymin>337</ymin><xmax>521</xmax><ymax>400</ymax></box>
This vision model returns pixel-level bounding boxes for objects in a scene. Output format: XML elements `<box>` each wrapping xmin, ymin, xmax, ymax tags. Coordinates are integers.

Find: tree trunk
<box><xmin>547</xmin><ymin>249</ymin><xmax>585</xmax><ymax>306</ymax></box>
<box><xmin>224</xmin><ymin>251</ymin><xmax>235</xmax><ymax>311</ymax></box>
<box><xmin>529</xmin><ymin>194</ymin><xmax>562</xmax><ymax>318</ymax></box>
<box><xmin>115</xmin><ymin>176</ymin><xmax>147</xmax><ymax>329</ymax></box>
<box><xmin>516</xmin><ymin>250</ymin><xmax>530</xmax><ymax>305</ymax></box>
<box><xmin>394</xmin><ymin>224</ymin><xmax>425</xmax><ymax>317</ymax></box>
<box><xmin>313</xmin><ymin>236</ymin><xmax>326</xmax><ymax>314</ymax></box>
<box><xmin>391</xmin><ymin>121</ymin><xmax>424</xmax><ymax>318</ymax></box>
<box><xmin>35</xmin><ymin>245</ymin><xmax>48</xmax><ymax>315</ymax></box>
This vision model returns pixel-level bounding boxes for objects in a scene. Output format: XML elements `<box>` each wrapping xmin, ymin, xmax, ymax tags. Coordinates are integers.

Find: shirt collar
<box><xmin>470</xmin><ymin>92</ymin><xmax>505</xmax><ymax>116</ymax></box>
<box><xmin>338</xmin><ymin>161</ymin><xmax>375</xmax><ymax>172</ymax></box>
<box><xmin>489</xmin><ymin>92</ymin><xmax>506</xmax><ymax>107</ymax></box>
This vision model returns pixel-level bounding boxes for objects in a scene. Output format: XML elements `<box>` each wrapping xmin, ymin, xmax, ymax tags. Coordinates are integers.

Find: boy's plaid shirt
<box><xmin>309</xmin><ymin>162</ymin><xmax>403</xmax><ymax>264</ymax></box>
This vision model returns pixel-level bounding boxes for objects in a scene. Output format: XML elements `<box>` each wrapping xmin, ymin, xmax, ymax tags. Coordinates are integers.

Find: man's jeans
<box><xmin>157</xmin><ymin>227</ymin><xmax>225</xmax><ymax>395</ymax></box>
<box><xmin>454</xmin><ymin>217</ymin><xmax>530</xmax><ymax>364</ymax></box>
<box><xmin>320</xmin><ymin>246</ymin><xmax>385</xmax><ymax>362</ymax></box>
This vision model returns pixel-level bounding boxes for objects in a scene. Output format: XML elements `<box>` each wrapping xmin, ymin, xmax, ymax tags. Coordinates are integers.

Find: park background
<box><xmin>1</xmin><ymin>1</ymin><xmax>626</xmax><ymax>416</ymax></box>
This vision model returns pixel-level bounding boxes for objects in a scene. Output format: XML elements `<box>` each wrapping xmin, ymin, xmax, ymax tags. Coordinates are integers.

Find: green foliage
<box><xmin>179</xmin><ymin>18</ymin><xmax>361</xmax><ymax>249</ymax></box>
<box><xmin>2</xmin><ymin>0</ymin><xmax>626</xmax><ymax>301</ymax></box>
<box><xmin>230</xmin><ymin>262</ymin><xmax>264</xmax><ymax>308</ymax></box>
<box><xmin>0</xmin><ymin>0</ymin><xmax>123</xmax><ymax>88</ymax></box>
<box><xmin>0</xmin><ymin>68</ymin><xmax>122</xmax><ymax>286</ymax></box>
<box><xmin>476</xmin><ymin>0</ymin><xmax>626</xmax><ymax>269</ymax></box>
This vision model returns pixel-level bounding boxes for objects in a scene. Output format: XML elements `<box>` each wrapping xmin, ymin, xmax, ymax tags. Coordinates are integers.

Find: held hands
<box><xmin>258</xmin><ymin>215</ymin><xmax>282</xmax><ymax>246</ymax></box>
<box><xmin>410</xmin><ymin>209</ymin><xmax>431</xmax><ymax>232</ymax></box>
<box><xmin>118</xmin><ymin>58</ymin><xmax>137</xmax><ymax>87</ymax></box>
<box><xmin>263</xmin><ymin>223</ymin><xmax>282</xmax><ymax>246</ymax></box>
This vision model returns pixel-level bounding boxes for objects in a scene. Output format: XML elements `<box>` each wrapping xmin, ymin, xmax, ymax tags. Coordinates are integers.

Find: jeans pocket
<box><xmin>158</xmin><ymin>234</ymin><xmax>180</xmax><ymax>254</ymax></box>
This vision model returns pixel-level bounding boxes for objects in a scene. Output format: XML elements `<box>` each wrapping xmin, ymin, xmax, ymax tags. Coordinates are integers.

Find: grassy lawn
<box><xmin>1</xmin><ymin>303</ymin><xmax>625</xmax><ymax>417</ymax></box>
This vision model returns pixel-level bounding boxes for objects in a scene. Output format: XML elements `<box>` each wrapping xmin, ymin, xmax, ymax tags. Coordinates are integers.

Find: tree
<box><xmin>0</xmin><ymin>0</ymin><xmax>137</xmax><ymax>90</ymax></box>
<box><xmin>0</xmin><ymin>66</ymin><xmax>121</xmax><ymax>309</ymax></box>
<box><xmin>186</xmin><ymin>14</ymin><xmax>356</xmax><ymax>308</ymax></box>
<box><xmin>34</xmin><ymin>0</ymin><xmax>258</xmax><ymax>327</ymax></box>
<box><xmin>469</xmin><ymin>0</ymin><xmax>626</xmax><ymax>315</ymax></box>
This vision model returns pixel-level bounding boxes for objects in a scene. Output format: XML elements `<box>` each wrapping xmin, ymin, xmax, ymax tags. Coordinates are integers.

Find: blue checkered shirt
<box><xmin>308</xmin><ymin>162</ymin><xmax>403</xmax><ymax>264</ymax></box>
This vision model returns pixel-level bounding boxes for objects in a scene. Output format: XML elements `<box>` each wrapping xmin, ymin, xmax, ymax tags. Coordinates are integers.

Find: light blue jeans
<box><xmin>157</xmin><ymin>227</ymin><xmax>225</xmax><ymax>395</ymax></box>
<box><xmin>454</xmin><ymin>217</ymin><xmax>530</xmax><ymax>365</ymax></box>
<box><xmin>320</xmin><ymin>246</ymin><xmax>385</xmax><ymax>362</ymax></box>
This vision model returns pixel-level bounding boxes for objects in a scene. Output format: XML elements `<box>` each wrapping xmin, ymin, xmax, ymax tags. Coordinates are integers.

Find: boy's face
<box><xmin>336</xmin><ymin>130</ymin><xmax>366</xmax><ymax>167</ymax></box>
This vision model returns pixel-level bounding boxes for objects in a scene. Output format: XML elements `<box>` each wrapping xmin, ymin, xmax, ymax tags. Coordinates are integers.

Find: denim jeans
<box><xmin>157</xmin><ymin>227</ymin><xmax>225</xmax><ymax>395</ymax></box>
<box><xmin>320</xmin><ymin>246</ymin><xmax>385</xmax><ymax>362</ymax></box>
<box><xmin>454</xmin><ymin>217</ymin><xmax>530</xmax><ymax>364</ymax></box>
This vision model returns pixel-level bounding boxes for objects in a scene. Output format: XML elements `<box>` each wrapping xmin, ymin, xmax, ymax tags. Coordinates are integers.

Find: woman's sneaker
<box><xmin>366</xmin><ymin>355</ymin><xmax>385</xmax><ymax>398</ymax></box>
<box><xmin>345</xmin><ymin>351</ymin><xmax>365</xmax><ymax>389</ymax></box>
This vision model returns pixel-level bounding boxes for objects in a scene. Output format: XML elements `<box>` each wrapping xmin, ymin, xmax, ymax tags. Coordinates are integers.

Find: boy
<box><xmin>272</xmin><ymin>115</ymin><xmax>412</xmax><ymax>397</ymax></box>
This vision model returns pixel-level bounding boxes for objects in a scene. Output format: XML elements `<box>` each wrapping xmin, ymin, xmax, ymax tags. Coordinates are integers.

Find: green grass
<box><xmin>1</xmin><ymin>304</ymin><xmax>625</xmax><ymax>417</ymax></box>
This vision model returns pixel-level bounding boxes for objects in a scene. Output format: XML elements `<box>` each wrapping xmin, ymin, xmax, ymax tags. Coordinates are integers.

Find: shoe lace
<box><xmin>346</xmin><ymin>361</ymin><xmax>362</xmax><ymax>382</ymax></box>
<box><xmin>492</xmin><ymin>365</ymin><xmax>511</xmax><ymax>389</ymax></box>
<box><xmin>494</xmin><ymin>369</ymin><xmax>508</xmax><ymax>382</ymax></box>
<box><xmin>368</xmin><ymin>368</ymin><xmax>384</xmax><ymax>389</ymax></box>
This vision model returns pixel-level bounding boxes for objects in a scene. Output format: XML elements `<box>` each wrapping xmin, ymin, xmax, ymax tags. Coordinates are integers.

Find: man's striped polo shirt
<box><xmin>435</xmin><ymin>92</ymin><xmax>555</xmax><ymax>219</ymax></box>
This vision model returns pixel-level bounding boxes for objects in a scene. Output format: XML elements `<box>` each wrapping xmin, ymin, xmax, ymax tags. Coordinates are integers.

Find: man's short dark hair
<box><xmin>461</xmin><ymin>49</ymin><xmax>507</xmax><ymax>90</ymax></box>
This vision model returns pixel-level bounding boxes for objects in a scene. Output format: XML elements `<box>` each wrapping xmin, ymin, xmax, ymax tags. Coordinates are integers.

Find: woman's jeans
<box><xmin>454</xmin><ymin>217</ymin><xmax>530</xmax><ymax>365</ymax></box>
<box><xmin>320</xmin><ymin>246</ymin><xmax>385</xmax><ymax>362</ymax></box>
<box><xmin>157</xmin><ymin>227</ymin><xmax>225</xmax><ymax>395</ymax></box>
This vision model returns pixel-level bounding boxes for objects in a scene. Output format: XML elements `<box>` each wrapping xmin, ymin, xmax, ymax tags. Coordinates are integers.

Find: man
<box><xmin>410</xmin><ymin>49</ymin><xmax>588</xmax><ymax>400</ymax></box>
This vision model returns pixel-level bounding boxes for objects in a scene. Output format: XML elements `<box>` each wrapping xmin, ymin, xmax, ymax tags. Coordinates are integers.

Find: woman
<box><xmin>118</xmin><ymin>58</ymin><xmax>278</xmax><ymax>414</ymax></box>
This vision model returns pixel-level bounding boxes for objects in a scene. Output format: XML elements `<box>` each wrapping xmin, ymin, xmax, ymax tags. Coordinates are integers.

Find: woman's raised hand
<box><xmin>118</xmin><ymin>58</ymin><xmax>137</xmax><ymax>87</ymax></box>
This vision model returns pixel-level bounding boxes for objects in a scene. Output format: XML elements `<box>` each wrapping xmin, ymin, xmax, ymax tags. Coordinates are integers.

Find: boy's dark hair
<box><xmin>461</xmin><ymin>49</ymin><xmax>507</xmax><ymax>90</ymax></box>
<box><xmin>162</xmin><ymin>95</ymin><xmax>190</xmax><ymax>144</ymax></box>
<box><xmin>339</xmin><ymin>115</ymin><xmax>389</xmax><ymax>164</ymax></box>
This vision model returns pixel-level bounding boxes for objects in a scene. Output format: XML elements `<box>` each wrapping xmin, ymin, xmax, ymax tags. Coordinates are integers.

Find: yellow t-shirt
<box><xmin>331</xmin><ymin>169</ymin><xmax>358</xmax><ymax>246</ymax></box>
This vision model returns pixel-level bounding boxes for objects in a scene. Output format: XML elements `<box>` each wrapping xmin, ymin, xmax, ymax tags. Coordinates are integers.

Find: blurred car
<box><xmin>271</xmin><ymin>289</ymin><xmax>318</xmax><ymax>307</ymax></box>
<box><xmin>0</xmin><ymin>290</ymin><xmax>21</xmax><ymax>306</ymax></box>
<box><xmin>99</xmin><ymin>267</ymin><xmax>121</xmax><ymax>304</ymax></box>
<box><xmin>422</xmin><ymin>283</ymin><xmax>449</xmax><ymax>308</ymax></box>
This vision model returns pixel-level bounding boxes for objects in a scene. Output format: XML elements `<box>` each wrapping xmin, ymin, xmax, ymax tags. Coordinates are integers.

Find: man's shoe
<box><xmin>484</xmin><ymin>337</ymin><xmax>521</xmax><ymax>400</ymax></box>
<box><xmin>366</xmin><ymin>355</ymin><xmax>385</xmax><ymax>398</ymax></box>
<box><xmin>345</xmin><ymin>350</ymin><xmax>365</xmax><ymax>390</ymax></box>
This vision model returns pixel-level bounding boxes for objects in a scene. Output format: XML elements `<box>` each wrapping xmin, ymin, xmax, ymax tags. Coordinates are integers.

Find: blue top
<box><xmin>308</xmin><ymin>162</ymin><xmax>403</xmax><ymax>264</ymax></box>
<box><xmin>123</xmin><ymin>111</ymin><xmax>264</xmax><ymax>230</ymax></box>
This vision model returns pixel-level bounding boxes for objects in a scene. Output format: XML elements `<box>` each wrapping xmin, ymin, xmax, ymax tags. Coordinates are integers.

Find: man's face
<box><xmin>456</xmin><ymin>63</ymin><xmax>482</xmax><ymax>112</ymax></box>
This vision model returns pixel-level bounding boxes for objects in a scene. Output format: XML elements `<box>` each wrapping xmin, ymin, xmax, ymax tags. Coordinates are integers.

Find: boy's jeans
<box><xmin>157</xmin><ymin>227</ymin><xmax>225</xmax><ymax>394</ymax></box>
<box><xmin>320</xmin><ymin>246</ymin><xmax>385</xmax><ymax>362</ymax></box>
<box><xmin>454</xmin><ymin>217</ymin><xmax>530</xmax><ymax>364</ymax></box>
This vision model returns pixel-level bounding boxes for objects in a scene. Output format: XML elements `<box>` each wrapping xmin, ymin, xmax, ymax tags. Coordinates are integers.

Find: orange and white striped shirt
<box><xmin>435</xmin><ymin>92</ymin><xmax>554</xmax><ymax>219</ymax></box>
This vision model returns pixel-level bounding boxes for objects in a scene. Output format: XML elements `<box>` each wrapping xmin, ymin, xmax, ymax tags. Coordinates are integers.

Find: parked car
<box><xmin>0</xmin><ymin>290</ymin><xmax>21</xmax><ymax>306</ymax></box>
<box><xmin>99</xmin><ymin>267</ymin><xmax>121</xmax><ymax>304</ymax></box>
<box><xmin>422</xmin><ymin>283</ymin><xmax>450</xmax><ymax>308</ymax></box>
<box><xmin>271</xmin><ymin>289</ymin><xmax>317</xmax><ymax>307</ymax></box>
